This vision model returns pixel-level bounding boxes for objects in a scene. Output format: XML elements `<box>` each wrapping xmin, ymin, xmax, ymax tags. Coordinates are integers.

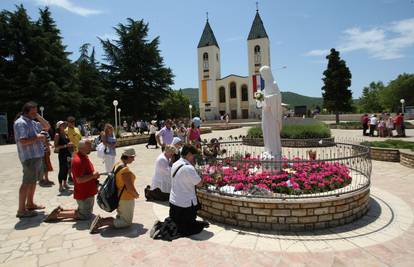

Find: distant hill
<box><xmin>179</xmin><ymin>88</ymin><xmax>199</xmax><ymax>106</ymax></box>
<box><xmin>281</xmin><ymin>91</ymin><xmax>323</xmax><ymax>108</ymax></box>
<box><xmin>179</xmin><ymin>88</ymin><xmax>323</xmax><ymax>108</ymax></box>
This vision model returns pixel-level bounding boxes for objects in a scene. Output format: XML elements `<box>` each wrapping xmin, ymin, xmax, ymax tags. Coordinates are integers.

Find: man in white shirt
<box><xmin>369</xmin><ymin>114</ymin><xmax>378</xmax><ymax>137</ymax></box>
<box><xmin>169</xmin><ymin>144</ymin><xmax>208</xmax><ymax>237</ymax></box>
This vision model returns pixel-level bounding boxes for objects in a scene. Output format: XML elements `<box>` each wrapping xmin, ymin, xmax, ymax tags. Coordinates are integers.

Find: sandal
<box><xmin>89</xmin><ymin>215</ymin><xmax>101</xmax><ymax>234</ymax></box>
<box><xmin>26</xmin><ymin>204</ymin><xmax>45</xmax><ymax>211</ymax></box>
<box><xmin>16</xmin><ymin>210</ymin><xmax>38</xmax><ymax>218</ymax></box>
<box><xmin>43</xmin><ymin>206</ymin><xmax>62</xmax><ymax>222</ymax></box>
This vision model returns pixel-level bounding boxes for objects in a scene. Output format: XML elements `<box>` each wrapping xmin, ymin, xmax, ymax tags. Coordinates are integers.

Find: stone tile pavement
<box><xmin>0</xmin><ymin>127</ymin><xmax>413</xmax><ymax>267</ymax></box>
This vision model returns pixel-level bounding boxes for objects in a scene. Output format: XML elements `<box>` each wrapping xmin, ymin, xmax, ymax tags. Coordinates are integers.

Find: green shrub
<box><xmin>361</xmin><ymin>139</ymin><xmax>414</xmax><ymax>150</ymax></box>
<box><xmin>247</xmin><ymin>123</ymin><xmax>331</xmax><ymax>139</ymax></box>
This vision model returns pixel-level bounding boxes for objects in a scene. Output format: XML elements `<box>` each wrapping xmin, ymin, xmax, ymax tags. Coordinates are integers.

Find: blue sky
<box><xmin>1</xmin><ymin>0</ymin><xmax>414</xmax><ymax>98</ymax></box>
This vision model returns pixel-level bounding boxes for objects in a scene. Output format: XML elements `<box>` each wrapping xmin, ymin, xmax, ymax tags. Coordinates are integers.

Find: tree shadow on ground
<box><xmin>14</xmin><ymin>212</ymin><xmax>46</xmax><ymax>230</ymax></box>
<box><xmin>99</xmin><ymin>223</ymin><xmax>147</xmax><ymax>238</ymax></box>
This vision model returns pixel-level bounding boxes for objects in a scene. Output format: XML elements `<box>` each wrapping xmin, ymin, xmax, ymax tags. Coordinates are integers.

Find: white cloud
<box><xmin>306</xmin><ymin>17</ymin><xmax>414</xmax><ymax>60</ymax></box>
<box><xmin>305</xmin><ymin>49</ymin><xmax>329</xmax><ymax>56</ymax></box>
<box><xmin>35</xmin><ymin>0</ymin><xmax>102</xmax><ymax>16</ymax></box>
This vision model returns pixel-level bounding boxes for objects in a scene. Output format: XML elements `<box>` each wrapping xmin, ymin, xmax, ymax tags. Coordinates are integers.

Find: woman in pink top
<box><xmin>187</xmin><ymin>122</ymin><xmax>201</xmax><ymax>147</ymax></box>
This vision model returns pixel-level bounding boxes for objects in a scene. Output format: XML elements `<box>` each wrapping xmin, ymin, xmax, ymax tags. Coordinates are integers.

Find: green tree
<box><xmin>75</xmin><ymin>43</ymin><xmax>109</xmax><ymax>124</ymax></box>
<box><xmin>358</xmin><ymin>81</ymin><xmax>385</xmax><ymax>113</ymax></box>
<box><xmin>159</xmin><ymin>90</ymin><xmax>190</xmax><ymax>119</ymax></box>
<box><xmin>0</xmin><ymin>5</ymin><xmax>80</xmax><ymax>128</ymax></box>
<box><xmin>380</xmin><ymin>73</ymin><xmax>414</xmax><ymax>112</ymax></box>
<box><xmin>321</xmin><ymin>48</ymin><xmax>353</xmax><ymax>124</ymax></box>
<box><xmin>100</xmin><ymin>18</ymin><xmax>174</xmax><ymax>119</ymax></box>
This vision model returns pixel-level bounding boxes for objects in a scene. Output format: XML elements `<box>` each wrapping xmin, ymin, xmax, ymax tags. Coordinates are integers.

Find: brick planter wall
<box><xmin>400</xmin><ymin>149</ymin><xmax>414</xmax><ymax>168</ymax></box>
<box><xmin>369</xmin><ymin>147</ymin><xmax>400</xmax><ymax>162</ymax></box>
<box><xmin>242</xmin><ymin>137</ymin><xmax>335</xmax><ymax>148</ymax></box>
<box><xmin>197</xmin><ymin>188</ymin><xmax>370</xmax><ymax>231</ymax></box>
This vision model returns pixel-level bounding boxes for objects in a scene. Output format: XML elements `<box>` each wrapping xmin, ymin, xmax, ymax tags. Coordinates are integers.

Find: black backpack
<box><xmin>97</xmin><ymin>164</ymin><xmax>126</xmax><ymax>212</ymax></box>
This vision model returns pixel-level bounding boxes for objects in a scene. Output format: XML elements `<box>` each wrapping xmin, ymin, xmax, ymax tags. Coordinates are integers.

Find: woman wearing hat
<box><xmin>145</xmin><ymin>145</ymin><xmax>176</xmax><ymax>201</ymax></box>
<box><xmin>54</xmin><ymin>121</ymin><xmax>73</xmax><ymax>192</ymax></box>
<box><xmin>90</xmin><ymin>147</ymin><xmax>139</xmax><ymax>233</ymax></box>
<box><xmin>146</xmin><ymin>120</ymin><xmax>158</xmax><ymax>149</ymax></box>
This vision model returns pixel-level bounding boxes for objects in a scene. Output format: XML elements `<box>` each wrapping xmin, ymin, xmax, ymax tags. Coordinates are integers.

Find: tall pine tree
<box><xmin>75</xmin><ymin>43</ymin><xmax>109</xmax><ymax>125</ymax></box>
<box><xmin>0</xmin><ymin>5</ymin><xmax>81</xmax><ymax>130</ymax></box>
<box><xmin>100</xmin><ymin>18</ymin><xmax>174</xmax><ymax>118</ymax></box>
<box><xmin>321</xmin><ymin>48</ymin><xmax>352</xmax><ymax>124</ymax></box>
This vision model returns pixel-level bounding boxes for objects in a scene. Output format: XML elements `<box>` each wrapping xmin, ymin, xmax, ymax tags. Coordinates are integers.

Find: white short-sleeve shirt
<box><xmin>151</xmin><ymin>153</ymin><xmax>171</xmax><ymax>193</ymax></box>
<box><xmin>169</xmin><ymin>158</ymin><xmax>201</xmax><ymax>208</ymax></box>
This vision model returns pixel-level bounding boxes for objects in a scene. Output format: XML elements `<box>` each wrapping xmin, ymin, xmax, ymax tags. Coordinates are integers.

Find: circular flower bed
<box><xmin>200</xmin><ymin>157</ymin><xmax>352</xmax><ymax>196</ymax></box>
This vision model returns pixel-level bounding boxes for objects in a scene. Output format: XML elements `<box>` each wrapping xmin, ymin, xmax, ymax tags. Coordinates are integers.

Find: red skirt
<box><xmin>44</xmin><ymin>152</ymin><xmax>53</xmax><ymax>172</ymax></box>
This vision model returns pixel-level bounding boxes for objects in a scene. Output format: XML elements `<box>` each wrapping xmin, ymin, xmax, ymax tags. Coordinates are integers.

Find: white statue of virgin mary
<box><xmin>260</xmin><ymin>66</ymin><xmax>282</xmax><ymax>160</ymax></box>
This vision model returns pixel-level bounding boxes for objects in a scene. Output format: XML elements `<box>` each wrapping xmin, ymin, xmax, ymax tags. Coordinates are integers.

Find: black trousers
<box><xmin>169</xmin><ymin>202</ymin><xmax>205</xmax><ymax>237</ymax></box>
<box><xmin>362</xmin><ymin>123</ymin><xmax>368</xmax><ymax>136</ymax></box>
<box><xmin>146</xmin><ymin>188</ymin><xmax>170</xmax><ymax>201</ymax></box>
<box><xmin>58</xmin><ymin>154</ymin><xmax>69</xmax><ymax>183</ymax></box>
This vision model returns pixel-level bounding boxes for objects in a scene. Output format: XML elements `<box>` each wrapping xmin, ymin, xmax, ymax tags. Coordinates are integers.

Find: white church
<box><xmin>197</xmin><ymin>9</ymin><xmax>271</xmax><ymax>120</ymax></box>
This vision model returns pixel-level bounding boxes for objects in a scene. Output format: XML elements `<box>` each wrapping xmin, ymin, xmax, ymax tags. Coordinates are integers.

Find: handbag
<box><xmin>96</xmin><ymin>142</ymin><xmax>106</xmax><ymax>158</ymax></box>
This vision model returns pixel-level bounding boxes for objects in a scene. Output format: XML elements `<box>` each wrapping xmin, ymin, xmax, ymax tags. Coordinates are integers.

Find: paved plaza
<box><xmin>0</xmin><ymin>127</ymin><xmax>414</xmax><ymax>267</ymax></box>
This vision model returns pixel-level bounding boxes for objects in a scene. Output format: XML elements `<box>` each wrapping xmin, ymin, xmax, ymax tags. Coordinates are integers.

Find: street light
<box><xmin>117</xmin><ymin>108</ymin><xmax>121</xmax><ymax>130</ymax></box>
<box><xmin>400</xmin><ymin>99</ymin><xmax>405</xmax><ymax>113</ymax></box>
<box><xmin>113</xmin><ymin>100</ymin><xmax>118</xmax><ymax>130</ymax></box>
<box><xmin>39</xmin><ymin>106</ymin><xmax>44</xmax><ymax>117</ymax></box>
<box><xmin>189</xmin><ymin>104</ymin><xmax>193</xmax><ymax>122</ymax></box>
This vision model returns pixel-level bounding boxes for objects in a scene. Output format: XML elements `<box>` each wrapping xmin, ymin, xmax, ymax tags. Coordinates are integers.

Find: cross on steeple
<box><xmin>256</xmin><ymin>1</ymin><xmax>259</xmax><ymax>12</ymax></box>
<box><xmin>206</xmin><ymin>12</ymin><xmax>209</xmax><ymax>22</ymax></box>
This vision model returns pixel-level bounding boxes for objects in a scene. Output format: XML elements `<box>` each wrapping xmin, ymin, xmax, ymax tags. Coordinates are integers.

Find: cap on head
<box><xmin>56</xmin><ymin>121</ymin><xmax>66</xmax><ymax>128</ymax></box>
<box><xmin>122</xmin><ymin>147</ymin><xmax>136</xmax><ymax>157</ymax></box>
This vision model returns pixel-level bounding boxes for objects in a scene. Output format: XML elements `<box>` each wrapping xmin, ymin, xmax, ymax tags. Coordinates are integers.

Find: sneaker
<box><xmin>89</xmin><ymin>215</ymin><xmax>101</xmax><ymax>234</ymax></box>
<box><xmin>149</xmin><ymin>220</ymin><xmax>162</xmax><ymax>238</ymax></box>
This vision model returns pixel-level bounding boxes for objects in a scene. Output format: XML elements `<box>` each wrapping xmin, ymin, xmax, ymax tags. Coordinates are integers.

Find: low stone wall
<box><xmin>400</xmin><ymin>149</ymin><xmax>414</xmax><ymax>168</ymax></box>
<box><xmin>369</xmin><ymin>147</ymin><xmax>400</xmax><ymax>162</ymax></box>
<box><xmin>197</xmin><ymin>188</ymin><xmax>370</xmax><ymax>231</ymax></box>
<box><xmin>112</xmin><ymin>127</ymin><xmax>212</xmax><ymax>148</ymax></box>
<box><xmin>242</xmin><ymin>137</ymin><xmax>335</xmax><ymax>148</ymax></box>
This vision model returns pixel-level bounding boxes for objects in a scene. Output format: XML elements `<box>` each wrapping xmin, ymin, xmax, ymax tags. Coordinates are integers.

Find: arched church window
<box><xmin>241</xmin><ymin>85</ymin><xmax>248</xmax><ymax>101</ymax></box>
<box><xmin>230</xmin><ymin>82</ymin><xmax>237</xmax><ymax>98</ymax></box>
<box><xmin>219</xmin><ymin>87</ymin><xmax>226</xmax><ymax>103</ymax></box>
<box><xmin>254</xmin><ymin>45</ymin><xmax>261</xmax><ymax>64</ymax></box>
<box><xmin>203</xmin><ymin>52</ymin><xmax>209</xmax><ymax>70</ymax></box>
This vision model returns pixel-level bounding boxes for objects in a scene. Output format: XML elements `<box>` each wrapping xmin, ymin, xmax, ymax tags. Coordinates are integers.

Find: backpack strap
<box><xmin>113</xmin><ymin>164</ymin><xmax>127</xmax><ymax>198</ymax></box>
<box><xmin>172</xmin><ymin>163</ymin><xmax>188</xmax><ymax>178</ymax></box>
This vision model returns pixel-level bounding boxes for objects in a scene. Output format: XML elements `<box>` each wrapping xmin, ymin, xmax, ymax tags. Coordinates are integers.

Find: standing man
<box><xmin>65</xmin><ymin>116</ymin><xmax>82</xmax><ymax>183</ymax></box>
<box><xmin>14</xmin><ymin>101</ymin><xmax>50</xmax><ymax>218</ymax></box>
<box><xmin>156</xmin><ymin>119</ymin><xmax>174</xmax><ymax>151</ymax></box>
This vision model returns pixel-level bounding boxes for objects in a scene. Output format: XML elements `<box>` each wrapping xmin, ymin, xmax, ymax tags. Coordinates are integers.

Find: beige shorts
<box><xmin>113</xmin><ymin>200</ymin><xmax>135</xmax><ymax>228</ymax></box>
<box><xmin>76</xmin><ymin>197</ymin><xmax>94</xmax><ymax>220</ymax></box>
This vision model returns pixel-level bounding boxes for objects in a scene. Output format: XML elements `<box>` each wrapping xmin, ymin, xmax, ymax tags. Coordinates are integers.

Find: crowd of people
<box><xmin>13</xmin><ymin>101</ymin><xmax>208</xmax><ymax>240</ymax></box>
<box><xmin>361</xmin><ymin>113</ymin><xmax>406</xmax><ymax>137</ymax></box>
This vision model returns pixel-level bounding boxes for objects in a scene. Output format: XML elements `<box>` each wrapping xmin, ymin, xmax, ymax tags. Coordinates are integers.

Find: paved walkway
<box><xmin>0</xmin><ymin>128</ymin><xmax>413</xmax><ymax>266</ymax></box>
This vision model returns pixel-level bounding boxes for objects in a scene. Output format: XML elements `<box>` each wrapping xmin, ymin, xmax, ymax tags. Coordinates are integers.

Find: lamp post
<box><xmin>39</xmin><ymin>106</ymin><xmax>44</xmax><ymax>117</ymax></box>
<box><xmin>118</xmin><ymin>108</ymin><xmax>121</xmax><ymax>130</ymax></box>
<box><xmin>400</xmin><ymin>99</ymin><xmax>405</xmax><ymax>113</ymax></box>
<box><xmin>189</xmin><ymin>104</ymin><xmax>193</xmax><ymax>122</ymax></box>
<box><xmin>113</xmin><ymin>100</ymin><xmax>118</xmax><ymax>130</ymax></box>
